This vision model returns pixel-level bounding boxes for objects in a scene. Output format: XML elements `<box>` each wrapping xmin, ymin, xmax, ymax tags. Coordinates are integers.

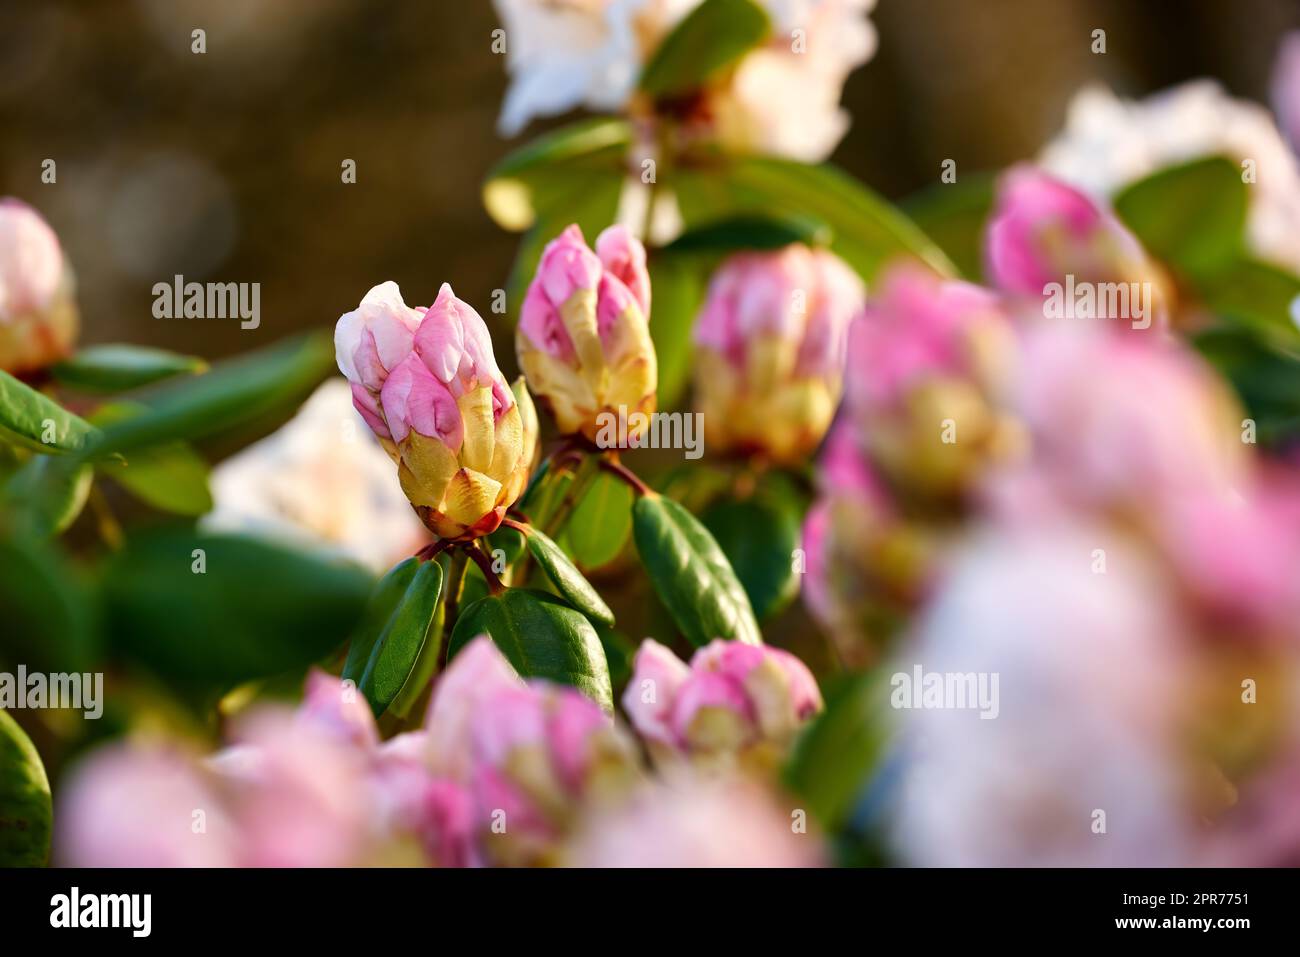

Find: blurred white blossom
<box><xmin>492</xmin><ymin>0</ymin><xmax>876</xmax><ymax>162</ymax></box>
<box><xmin>204</xmin><ymin>378</ymin><xmax>427</xmax><ymax>572</ymax></box>
<box><xmin>1039</xmin><ymin>81</ymin><xmax>1300</xmax><ymax>273</ymax></box>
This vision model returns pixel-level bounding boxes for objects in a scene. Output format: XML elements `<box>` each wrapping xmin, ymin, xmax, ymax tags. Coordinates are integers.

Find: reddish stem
<box><xmin>465</xmin><ymin>541</ymin><xmax>507</xmax><ymax>595</ymax></box>
<box><xmin>598</xmin><ymin>456</ymin><xmax>653</xmax><ymax>497</ymax></box>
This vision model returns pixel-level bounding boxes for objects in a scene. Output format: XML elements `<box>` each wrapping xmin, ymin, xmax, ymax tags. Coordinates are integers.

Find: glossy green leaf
<box><xmin>1114</xmin><ymin>156</ymin><xmax>1248</xmax><ymax>279</ymax></box>
<box><xmin>343</xmin><ymin>558</ymin><xmax>443</xmax><ymax>717</ymax></box>
<box><xmin>101</xmin><ymin>444</ymin><xmax>212</xmax><ymax>516</ymax></box>
<box><xmin>79</xmin><ymin>333</ymin><xmax>334</xmax><ymax>459</ymax></box>
<box><xmin>561</xmin><ymin>470</ymin><xmax>633</xmax><ymax>570</ymax></box>
<box><xmin>0</xmin><ymin>710</ymin><xmax>52</xmax><ymax>867</ymax></box>
<box><xmin>593</xmin><ymin>620</ymin><xmax>636</xmax><ymax>691</ymax></box>
<box><xmin>675</xmin><ymin>159</ymin><xmax>955</xmax><ymax>281</ymax></box>
<box><xmin>901</xmin><ymin>173</ymin><xmax>996</xmax><ymax>281</ymax></box>
<box><xmin>0</xmin><ymin>370</ymin><xmax>100</xmax><ymax>455</ymax></box>
<box><xmin>702</xmin><ymin>495</ymin><xmax>801</xmax><ymax>622</ymax></box>
<box><xmin>89</xmin><ymin>402</ymin><xmax>213</xmax><ymax>516</ymax></box>
<box><xmin>52</xmin><ymin>344</ymin><xmax>207</xmax><ymax>392</ymax></box>
<box><xmin>484</xmin><ymin>118</ymin><xmax>631</xmax><ymax>232</ymax></box>
<box><xmin>449</xmin><ymin>588</ymin><xmax>612</xmax><ymax>711</ymax></box>
<box><xmin>0</xmin><ymin>534</ymin><xmax>97</xmax><ymax>672</ymax></box>
<box><xmin>784</xmin><ymin>671</ymin><xmax>892</xmax><ymax>829</ymax></box>
<box><xmin>525</xmin><ymin>527</ymin><xmax>615</xmax><ymax>625</ymax></box>
<box><xmin>1196</xmin><ymin>326</ymin><xmax>1300</xmax><ymax>446</ymax></box>
<box><xmin>101</xmin><ymin>529</ymin><xmax>372</xmax><ymax>688</ymax></box>
<box><xmin>1199</xmin><ymin>258</ymin><xmax>1300</xmax><ymax>355</ymax></box>
<box><xmin>632</xmin><ymin>494</ymin><xmax>762</xmax><ymax>646</ymax></box>
<box><xmin>639</xmin><ymin>0</ymin><xmax>770</xmax><ymax>98</ymax></box>
<box><xmin>3</xmin><ymin>455</ymin><xmax>93</xmax><ymax>536</ymax></box>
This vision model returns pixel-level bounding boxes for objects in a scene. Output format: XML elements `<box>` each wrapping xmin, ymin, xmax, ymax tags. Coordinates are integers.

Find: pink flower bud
<box><xmin>335</xmin><ymin>283</ymin><xmax>536</xmax><ymax>540</ymax></box>
<box><xmin>57</xmin><ymin>746</ymin><xmax>240</xmax><ymax>867</ymax></box>
<box><xmin>427</xmin><ymin>637</ymin><xmax>640</xmax><ymax>865</ymax></box>
<box><xmin>297</xmin><ymin>668</ymin><xmax>379</xmax><ymax>749</ymax></box>
<box><xmin>517</xmin><ymin>224</ymin><xmax>657</xmax><ymax>444</ymax></box>
<box><xmin>693</xmin><ymin>245</ymin><xmax>864</xmax><ymax>462</ymax></box>
<box><xmin>213</xmin><ymin>712</ymin><xmax>374</xmax><ymax>868</ymax></box>
<box><xmin>996</xmin><ymin>323</ymin><xmax>1245</xmax><ymax>519</ymax></box>
<box><xmin>622</xmin><ymin>639</ymin><xmax>822</xmax><ymax>762</ymax></box>
<box><xmin>984</xmin><ymin>166</ymin><xmax>1168</xmax><ymax>328</ymax></box>
<box><xmin>0</xmin><ymin>198</ymin><xmax>78</xmax><ymax>373</ymax></box>
<box><xmin>843</xmin><ymin>264</ymin><xmax>1023</xmax><ymax>500</ymax></box>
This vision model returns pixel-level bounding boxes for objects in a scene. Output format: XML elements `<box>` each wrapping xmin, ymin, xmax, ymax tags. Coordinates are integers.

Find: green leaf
<box><xmin>784</xmin><ymin>671</ymin><xmax>892</xmax><ymax>829</ymax></box>
<box><xmin>524</xmin><ymin>527</ymin><xmax>615</xmax><ymax>626</ymax></box>
<box><xmin>79</xmin><ymin>333</ymin><xmax>334</xmax><ymax>459</ymax></box>
<box><xmin>661</xmin><ymin>214</ymin><xmax>830</xmax><ymax>255</ymax></box>
<box><xmin>1199</xmin><ymin>258</ymin><xmax>1300</xmax><ymax>355</ymax></box>
<box><xmin>3</xmin><ymin>455</ymin><xmax>94</xmax><ymax>536</ymax></box>
<box><xmin>52</xmin><ymin>344</ymin><xmax>207</xmax><ymax>392</ymax></box>
<box><xmin>702</xmin><ymin>495</ymin><xmax>800</xmax><ymax>622</ymax></box>
<box><xmin>90</xmin><ymin>402</ymin><xmax>213</xmax><ymax>516</ymax></box>
<box><xmin>632</xmin><ymin>494</ymin><xmax>762</xmax><ymax>646</ymax></box>
<box><xmin>484</xmin><ymin>118</ymin><xmax>631</xmax><ymax>233</ymax></box>
<box><xmin>0</xmin><ymin>534</ymin><xmax>98</xmax><ymax>672</ymax></box>
<box><xmin>0</xmin><ymin>370</ymin><xmax>100</xmax><ymax>454</ymax></box>
<box><xmin>675</xmin><ymin>159</ymin><xmax>955</xmax><ymax>281</ymax></box>
<box><xmin>901</xmin><ymin>174</ymin><xmax>996</xmax><ymax>282</ymax></box>
<box><xmin>343</xmin><ymin>558</ymin><xmax>443</xmax><ymax>717</ymax></box>
<box><xmin>100</xmin><ymin>444</ymin><xmax>212</xmax><ymax>515</ymax></box>
<box><xmin>646</xmin><ymin>255</ymin><xmax>707</xmax><ymax>409</ymax></box>
<box><xmin>638</xmin><ymin>0</ymin><xmax>770</xmax><ymax>98</ymax></box>
<box><xmin>0</xmin><ymin>710</ymin><xmax>52</xmax><ymax>866</ymax></box>
<box><xmin>593</xmin><ymin>620</ymin><xmax>636</xmax><ymax>691</ymax></box>
<box><xmin>101</xmin><ymin>529</ymin><xmax>372</xmax><ymax>688</ymax></box>
<box><xmin>1196</xmin><ymin>325</ymin><xmax>1300</xmax><ymax>446</ymax></box>
<box><xmin>560</xmin><ymin>470</ymin><xmax>633</xmax><ymax>570</ymax></box>
<box><xmin>449</xmin><ymin>588</ymin><xmax>612</xmax><ymax>711</ymax></box>
<box><xmin>1114</xmin><ymin>156</ymin><xmax>1248</xmax><ymax>279</ymax></box>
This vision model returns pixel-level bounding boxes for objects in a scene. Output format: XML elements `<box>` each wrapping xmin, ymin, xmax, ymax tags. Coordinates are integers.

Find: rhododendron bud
<box><xmin>517</xmin><ymin>224</ymin><xmax>656</xmax><ymax>444</ymax></box>
<box><xmin>693</xmin><ymin>245</ymin><xmax>864</xmax><ymax>463</ymax></box>
<box><xmin>801</xmin><ymin>421</ymin><xmax>944</xmax><ymax>663</ymax></box>
<box><xmin>427</xmin><ymin>637</ymin><xmax>640</xmax><ymax>865</ymax></box>
<box><xmin>297</xmin><ymin>668</ymin><xmax>379</xmax><ymax>749</ymax></box>
<box><xmin>845</xmin><ymin>264</ymin><xmax>1023</xmax><ymax>501</ymax></box>
<box><xmin>985</xmin><ymin>166</ymin><xmax>1169</xmax><ymax>329</ymax></box>
<box><xmin>623</xmin><ymin>639</ymin><xmax>822</xmax><ymax>766</ymax></box>
<box><xmin>211</xmin><ymin>712</ymin><xmax>375</xmax><ymax>868</ymax></box>
<box><xmin>988</xmin><ymin>323</ymin><xmax>1246</xmax><ymax>522</ymax></box>
<box><xmin>335</xmin><ymin>282</ymin><xmax>534</xmax><ymax>539</ymax></box>
<box><xmin>0</xmin><ymin>198</ymin><xmax>78</xmax><ymax>374</ymax></box>
<box><xmin>57</xmin><ymin>746</ymin><xmax>240</xmax><ymax>867</ymax></box>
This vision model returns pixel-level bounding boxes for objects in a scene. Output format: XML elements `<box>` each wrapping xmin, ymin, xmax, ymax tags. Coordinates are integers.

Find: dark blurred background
<box><xmin>2</xmin><ymin>0</ymin><xmax>1296</xmax><ymax>370</ymax></box>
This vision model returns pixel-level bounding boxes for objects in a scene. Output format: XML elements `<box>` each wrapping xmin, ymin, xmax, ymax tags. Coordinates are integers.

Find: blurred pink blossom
<box><xmin>623</xmin><ymin>638</ymin><xmax>822</xmax><ymax>765</ymax></box>
<box><xmin>0</xmin><ymin>198</ymin><xmax>78</xmax><ymax>373</ymax></box>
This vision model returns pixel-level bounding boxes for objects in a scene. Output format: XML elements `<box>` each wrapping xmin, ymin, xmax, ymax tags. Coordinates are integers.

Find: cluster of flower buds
<box><xmin>516</xmin><ymin>224</ymin><xmax>656</xmax><ymax>446</ymax></box>
<box><xmin>0</xmin><ymin>198</ymin><xmax>78</xmax><ymax>374</ymax></box>
<box><xmin>800</xmin><ymin>264</ymin><xmax>1024</xmax><ymax>659</ymax></box>
<box><xmin>58</xmin><ymin>636</ymin><xmax>827</xmax><ymax>866</ymax></box>
<box><xmin>335</xmin><ymin>282</ymin><xmax>537</xmax><ymax>540</ymax></box>
<box><xmin>692</xmin><ymin>244</ymin><xmax>864</xmax><ymax>464</ymax></box>
<box><xmin>623</xmin><ymin>639</ymin><xmax>823</xmax><ymax>770</ymax></box>
<box><xmin>416</xmin><ymin>638</ymin><xmax>642</xmax><ymax>866</ymax></box>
